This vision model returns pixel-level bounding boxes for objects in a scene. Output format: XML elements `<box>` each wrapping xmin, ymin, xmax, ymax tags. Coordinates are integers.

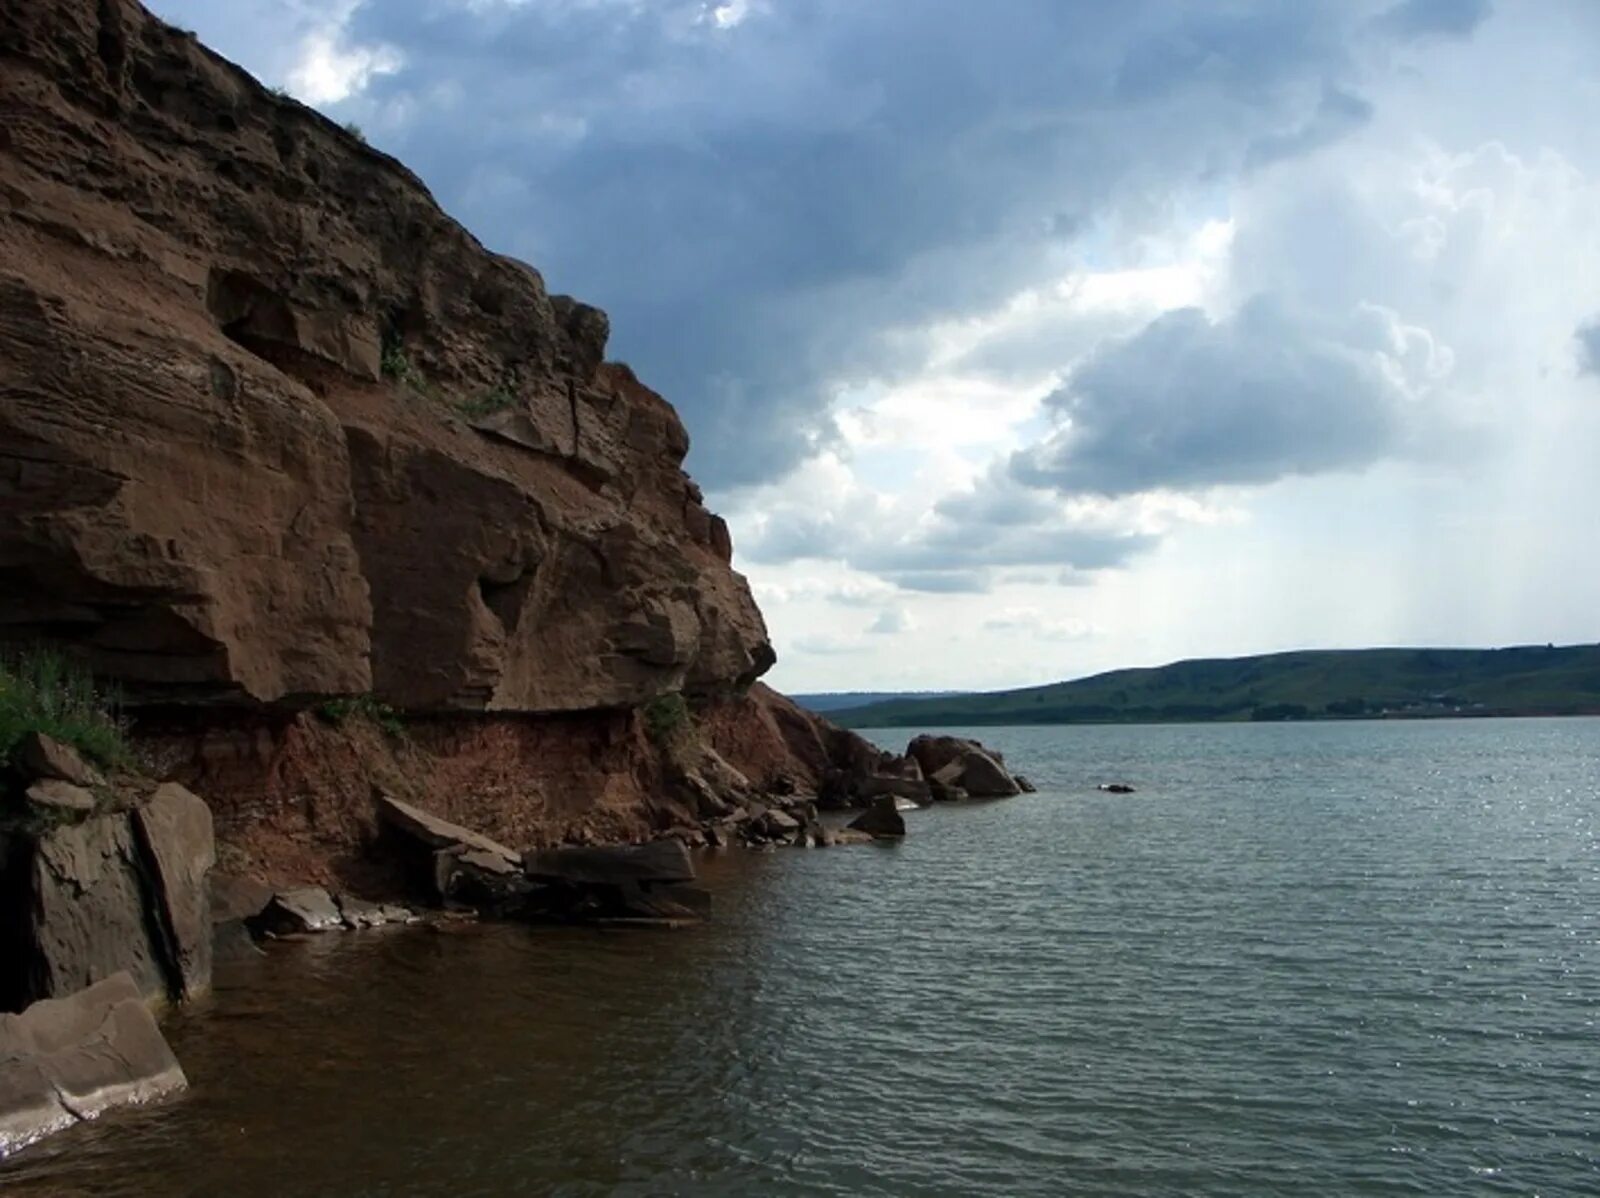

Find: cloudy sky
<box><xmin>151</xmin><ymin>0</ymin><xmax>1600</xmax><ymax>694</ymax></box>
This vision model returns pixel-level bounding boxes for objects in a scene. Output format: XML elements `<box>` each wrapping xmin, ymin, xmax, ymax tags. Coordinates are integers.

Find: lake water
<box><xmin>5</xmin><ymin>717</ymin><xmax>1599</xmax><ymax>1196</ymax></box>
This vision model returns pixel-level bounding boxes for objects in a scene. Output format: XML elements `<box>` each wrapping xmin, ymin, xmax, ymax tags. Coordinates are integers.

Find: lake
<box><xmin>5</xmin><ymin>717</ymin><xmax>1598</xmax><ymax>1195</ymax></box>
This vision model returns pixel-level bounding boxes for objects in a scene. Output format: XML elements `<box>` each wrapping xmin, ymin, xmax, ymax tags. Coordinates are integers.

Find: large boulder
<box><xmin>906</xmin><ymin>735</ymin><xmax>1023</xmax><ymax>798</ymax></box>
<box><xmin>0</xmin><ymin>783</ymin><xmax>216</xmax><ymax>1012</ymax></box>
<box><xmin>0</xmin><ymin>972</ymin><xmax>187</xmax><ymax>1157</ymax></box>
<box><xmin>130</xmin><ymin>784</ymin><xmax>215</xmax><ymax>1002</ymax></box>
<box><xmin>3</xmin><ymin>814</ymin><xmax>166</xmax><ymax>1011</ymax></box>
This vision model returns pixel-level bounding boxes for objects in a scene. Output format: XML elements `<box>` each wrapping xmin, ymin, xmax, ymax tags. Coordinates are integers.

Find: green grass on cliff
<box><xmin>0</xmin><ymin>649</ymin><xmax>128</xmax><ymax>767</ymax></box>
<box><xmin>830</xmin><ymin>643</ymin><xmax>1600</xmax><ymax>728</ymax></box>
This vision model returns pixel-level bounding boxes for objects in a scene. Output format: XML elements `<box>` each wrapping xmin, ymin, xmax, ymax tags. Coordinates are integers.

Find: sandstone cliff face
<box><xmin>0</xmin><ymin>0</ymin><xmax>771</xmax><ymax>712</ymax></box>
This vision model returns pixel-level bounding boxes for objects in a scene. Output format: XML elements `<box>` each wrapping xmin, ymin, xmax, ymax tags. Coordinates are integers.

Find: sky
<box><xmin>149</xmin><ymin>0</ymin><xmax>1600</xmax><ymax>694</ymax></box>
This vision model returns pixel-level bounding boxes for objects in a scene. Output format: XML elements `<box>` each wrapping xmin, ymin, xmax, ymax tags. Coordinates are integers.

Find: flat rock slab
<box><xmin>523</xmin><ymin>839</ymin><xmax>696</xmax><ymax>887</ymax></box>
<box><xmin>22</xmin><ymin>779</ymin><xmax>96</xmax><ymax>816</ymax></box>
<box><xmin>377</xmin><ymin>795</ymin><xmax>519</xmax><ymax>865</ymax></box>
<box><xmin>0</xmin><ymin>972</ymin><xmax>187</xmax><ymax>1158</ymax></box>
<box><xmin>253</xmin><ymin>888</ymin><xmax>344</xmax><ymax>935</ymax></box>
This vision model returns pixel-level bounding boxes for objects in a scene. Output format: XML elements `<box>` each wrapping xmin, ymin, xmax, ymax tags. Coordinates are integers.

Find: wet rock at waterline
<box><xmin>247</xmin><ymin>887</ymin><xmax>417</xmax><ymax>936</ymax></box>
<box><xmin>0</xmin><ymin>972</ymin><xmax>187</xmax><ymax>1158</ymax></box>
<box><xmin>848</xmin><ymin>796</ymin><xmax>907</xmax><ymax>840</ymax></box>
<box><xmin>1098</xmin><ymin>783</ymin><xmax>1136</xmax><ymax>795</ymax></box>
<box><xmin>907</xmin><ymin>736</ymin><xmax>1024</xmax><ymax>798</ymax></box>
<box><xmin>251</xmin><ymin>888</ymin><xmax>346</xmax><ymax>936</ymax></box>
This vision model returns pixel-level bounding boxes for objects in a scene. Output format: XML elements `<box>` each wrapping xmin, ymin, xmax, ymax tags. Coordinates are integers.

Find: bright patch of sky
<box><xmin>149</xmin><ymin>0</ymin><xmax>1600</xmax><ymax>692</ymax></box>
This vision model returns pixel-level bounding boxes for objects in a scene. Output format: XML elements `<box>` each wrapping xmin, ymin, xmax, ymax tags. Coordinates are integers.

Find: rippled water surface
<box><xmin>6</xmin><ymin>718</ymin><xmax>1599</xmax><ymax>1196</ymax></box>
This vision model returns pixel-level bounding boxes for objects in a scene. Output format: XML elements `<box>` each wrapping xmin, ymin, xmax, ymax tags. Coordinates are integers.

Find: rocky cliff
<box><xmin>0</xmin><ymin>0</ymin><xmax>917</xmax><ymax>885</ymax></box>
<box><xmin>0</xmin><ymin>0</ymin><xmax>770</xmax><ymax>713</ymax></box>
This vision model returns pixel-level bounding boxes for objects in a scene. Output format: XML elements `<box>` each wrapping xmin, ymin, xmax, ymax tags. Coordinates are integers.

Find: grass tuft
<box><xmin>0</xmin><ymin>649</ymin><xmax>128</xmax><ymax>768</ymax></box>
<box><xmin>316</xmin><ymin>694</ymin><xmax>405</xmax><ymax>737</ymax></box>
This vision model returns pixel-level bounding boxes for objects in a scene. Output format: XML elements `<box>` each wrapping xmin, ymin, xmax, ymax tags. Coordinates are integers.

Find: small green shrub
<box><xmin>0</xmin><ymin>649</ymin><xmax>128</xmax><ymax>768</ymax></box>
<box><xmin>643</xmin><ymin>693</ymin><xmax>692</xmax><ymax>745</ymax></box>
<box><xmin>455</xmin><ymin>387</ymin><xmax>517</xmax><ymax>420</ymax></box>
<box><xmin>317</xmin><ymin>694</ymin><xmax>404</xmax><ymax>737</ymax></box>
<box><xmin>380</xmin><ymin>344</ymin><xmax>416</xmax><ymax>383</ymax></box>
<box><xmin>343</xmin><ymin>121</ymin><xmax>366</xmax><ymax>142</ymax></box>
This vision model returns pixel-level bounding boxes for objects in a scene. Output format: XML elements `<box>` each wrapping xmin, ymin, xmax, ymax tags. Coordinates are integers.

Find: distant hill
<box><xmin>790</xmin><ymin>690</ymin><xmax>967</xmax><ymax>713</ymax></box>
<box><xmin>829</xmin><ymin>644</ymin><xmax>1600</xmax><ymax>728</ymax></box>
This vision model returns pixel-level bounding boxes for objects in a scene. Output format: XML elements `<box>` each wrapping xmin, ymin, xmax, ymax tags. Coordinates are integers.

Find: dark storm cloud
<box><xmin>1010</xmin><ymin>296</ymin><xmax>1410</xmax><ymax>497</ymax></box>
<box><xmin>328</xmin><ymin>0</ymin><xmax>1415</xmax><ymax>487</ymax></box>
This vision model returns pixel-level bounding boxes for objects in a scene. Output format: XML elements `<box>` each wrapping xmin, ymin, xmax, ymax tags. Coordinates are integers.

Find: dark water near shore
<box><xmin>6</xmin><ymin>717</ymin><xmax>1600</xmax><ymax>1196</ymax></box>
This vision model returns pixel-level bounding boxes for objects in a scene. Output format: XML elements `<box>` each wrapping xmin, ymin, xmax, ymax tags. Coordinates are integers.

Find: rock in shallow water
<box><xmin>251</xmin><ymin>888</ymin><xmax>344</xmax><ymax>935</ymax></box>
<box><xmin>847</xmin><ymin>795</ymin><xmax>907</xmax><ymax>839</ymax></box>
<box><xmin>0</xmin><ymin>972</ymin><xmax>187</xmax><ymax>1158</ymax></box>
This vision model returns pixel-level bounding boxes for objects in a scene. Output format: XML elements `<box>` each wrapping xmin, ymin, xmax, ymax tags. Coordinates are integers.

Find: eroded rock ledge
<box><xmin>0</xmin><ymin>0</ymin><xmax>770</xmax><ymax>713</ymax></box>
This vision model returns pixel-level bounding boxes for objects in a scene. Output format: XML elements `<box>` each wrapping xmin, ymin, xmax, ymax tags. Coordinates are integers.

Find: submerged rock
<box><xmin>1098</xmin><ymin>783</ymin><xmax>1136</xmax><ymax>795</ymax></box>
<box><xmin>0</xmin><ymin>972</ymin><xmax>187</xmax><ymax>1157</ymax></box>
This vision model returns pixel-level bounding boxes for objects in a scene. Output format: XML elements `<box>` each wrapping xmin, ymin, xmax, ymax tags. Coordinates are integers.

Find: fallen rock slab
<box><xmin>377</xmin><ymin>795</ymin><xmax>522</xmax><ymax>903</ymax></box>
<box><xmin>522</xmin><ymin>840</ymin><xmax>706</xmax><ymax>924</ymax></box>
<box><xmin>524</xmin><ymin>839</ymin><xmax>696</xmax><ymax>887</ymax></box>
<box><xmin>0</xmin><ymin>972</ymin><xmax>187</xmax><ymax>1158</ymax></box>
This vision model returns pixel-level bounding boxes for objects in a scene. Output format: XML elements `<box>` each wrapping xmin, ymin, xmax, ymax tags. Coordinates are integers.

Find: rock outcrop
<box><xmin>0</xmin><ymin>0</ymin><xmax>771</xmax><ymax>712</ymax></box>
<box><xmin>907</xmin><ymin>735</ymin><xmax>1024</xmax><ymax>799</ymax></box>
<box><xmin>0</xmin><ymin>0</ymin><xmax>933</xmax><ymax>898</ymax></box>
<box><xmin>0</xmin><ymin>750</ymin><xmax>215</xmax><ymax>1012</ymax></box>
<box><xmin>0</xmin><ymin>972</ymin><xmax>187</xmax><ymax>1157</ymax></box>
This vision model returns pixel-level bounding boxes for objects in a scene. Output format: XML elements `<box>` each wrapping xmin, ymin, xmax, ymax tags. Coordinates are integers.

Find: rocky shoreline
<box><xmin>0</xmin><ymin>0</ymin><xmax>1044</xmax><ymax>1161</ymax></box>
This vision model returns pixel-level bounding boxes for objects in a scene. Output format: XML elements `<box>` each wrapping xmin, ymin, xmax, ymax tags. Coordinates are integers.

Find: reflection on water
<box><xmin>5</xmin><ymin>718</ymin><xmax>1599</xmax><ymax>1196</ymax></box>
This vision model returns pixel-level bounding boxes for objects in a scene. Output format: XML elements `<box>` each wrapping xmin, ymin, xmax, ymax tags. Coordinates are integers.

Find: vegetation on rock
<box><xmin>316</xmin><ymin>694</ymin><xmax>405</xmax><ymax>737</ymax></box>
<box><xmin>643</xmin><ymin>693</ymin><xmax>692</xmax><ymax>746</ymax></box>
<box><xmin>0</xmin><ymin>650</ymin><xmax>128</xmax><ymax>768</ymax></box>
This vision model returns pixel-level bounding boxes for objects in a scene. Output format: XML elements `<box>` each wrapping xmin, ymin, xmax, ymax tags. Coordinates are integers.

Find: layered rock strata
<box><xmin>0</xmin><ymin>0</ymin><xmax>771</xmax><ymax>712</ymax></box>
